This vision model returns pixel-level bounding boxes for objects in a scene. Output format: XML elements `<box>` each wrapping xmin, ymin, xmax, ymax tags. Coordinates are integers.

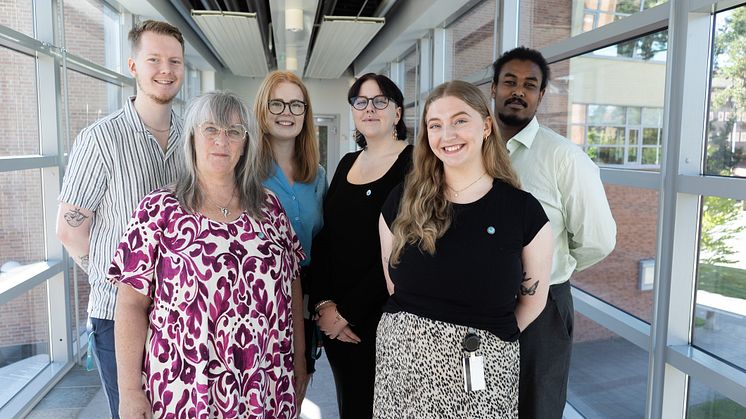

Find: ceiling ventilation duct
<box><xmin>305</xmin><ymin>16</ymin><xmax>385</xmax><ymax>79</ymax></box>
<box><xmin>191</xmin><ymin>10</ymin><xmax>269</xmax><ymax>77</ymax></box>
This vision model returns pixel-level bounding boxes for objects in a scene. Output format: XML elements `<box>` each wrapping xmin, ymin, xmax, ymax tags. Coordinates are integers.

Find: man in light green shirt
<box><xmin>492</xmin><ymin>47</ymin><xmax>616</xmax><ymax>419</ymax></box>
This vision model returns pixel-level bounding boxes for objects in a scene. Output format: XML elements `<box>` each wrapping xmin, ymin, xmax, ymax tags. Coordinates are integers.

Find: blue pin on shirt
<box><xmin>487</xmin><ymin>226</ymin><xmax>495</xmax><ymax>235</ymax></box>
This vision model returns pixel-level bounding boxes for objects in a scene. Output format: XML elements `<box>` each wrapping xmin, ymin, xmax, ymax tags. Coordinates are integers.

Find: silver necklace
<box><xmin>448</xmin><ymin>172</ymin><xmax>486</xmax><ymax>197</ymax></box>
<box><xmin>204</xmin><ymin>191</ymin><xmax>235</xmax><ymax>219</ymax></box>
<box><xmin>144</xmin><ymin>123</ymin><xmax>170</xmax><ymax>133</ymax></box>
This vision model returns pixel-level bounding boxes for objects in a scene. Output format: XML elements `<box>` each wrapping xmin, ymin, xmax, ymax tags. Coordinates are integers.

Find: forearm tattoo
<box><xmin>520</xmin><ymin>271</ymin><xmax>539</xmax><ymax>296</ymax></box>
<box><xmin>64</xmin><ymin>208</ymin><xmax>89</xmax><ymax>227</ymax></box>
<box><xmin>75</xmin><ymin>255</ymin><xmax>89</xmax><ymax>273</ymax></box>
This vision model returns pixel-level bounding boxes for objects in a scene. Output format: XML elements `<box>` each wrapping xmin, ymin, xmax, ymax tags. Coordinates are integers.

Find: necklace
<box><xmin>144</xmin><ymin>123</ymin><xmax>170</xmax><ymax>133</ymax></box>
<box><xmin>204</xmin><ymin>191</ymin><xmax>235</xmax><ymax>219</ymax></box>
<box><xmin>448</xmin><ymin>172</ymin><xmax>486</xmax><ymax>197</ymax></box>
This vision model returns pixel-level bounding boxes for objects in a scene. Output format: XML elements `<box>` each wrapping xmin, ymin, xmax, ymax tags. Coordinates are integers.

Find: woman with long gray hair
<box><xmin>109</xmin><ymin>91</ymin><xmax>304</xmax><ymax>418</ymax></box>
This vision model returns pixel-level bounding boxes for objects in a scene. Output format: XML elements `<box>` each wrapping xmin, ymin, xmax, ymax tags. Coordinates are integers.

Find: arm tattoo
<box><xmin>520</xmin><ymin>280</ymin><xmax>539</xmax><ymax>296</ymax></box>
<box><xmin>520</xmin><ymin>272</ymin><xmax>538</xmax><ymax>295</ymax></box>
<box><xmin>64</xmin><ymin>208</ymin><xmax>89</xmax><ymax>227</ymax></box>
<box><xmin>74</xmin><ymin>255</ymin><xmax>89</xmax><ymax>273</ymax></box>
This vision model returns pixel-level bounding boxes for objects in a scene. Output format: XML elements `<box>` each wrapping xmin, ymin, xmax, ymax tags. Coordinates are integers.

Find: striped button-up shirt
<box><xmin>59</xmin><ymin>96</ymin><xmax>183</xmax><ymax>320</ymax></box>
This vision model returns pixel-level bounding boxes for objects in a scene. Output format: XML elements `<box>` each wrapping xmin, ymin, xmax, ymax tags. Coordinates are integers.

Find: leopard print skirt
<box><xmin>373</xmin><ymin>311</ymin><xmax>519</xmax><ymax>419</ymax></box>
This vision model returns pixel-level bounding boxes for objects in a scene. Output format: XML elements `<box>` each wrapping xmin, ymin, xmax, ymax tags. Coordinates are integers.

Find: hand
<box><xmin>317</xmin><ymin>304</ymin><xmax>346</xmax><ymax>338</ymax></box>
<box><xmin>119</xmin><ymin>388</ymin><xmax>152</xmax><ymax>419</ymax></box>
<box><xmin>294</xmin><ymin>364</ymin><xmax>311</xmax><ymax>409</ymax></box>
<box><xmin>335</xmin><ymin>325</ymin><xmax>361</xmax><ymax>344</ymax></box>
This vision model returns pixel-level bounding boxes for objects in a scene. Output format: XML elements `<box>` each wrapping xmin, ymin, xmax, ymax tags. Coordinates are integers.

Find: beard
<box><xmin>136</xmin><ymin>77</ymin><xmax>177</xmax><ymax>105</ymax></box>
<box><xmin>498</xmin><ymin>112</ymin><xmax>532</xmax><ymax>128</ymax></box>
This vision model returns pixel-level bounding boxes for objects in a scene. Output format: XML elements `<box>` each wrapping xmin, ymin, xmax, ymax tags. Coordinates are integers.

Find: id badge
<box><xmin>462</xmin><ymin>353</ymin><xmax>486</xmax><ymax>392</ymax></box>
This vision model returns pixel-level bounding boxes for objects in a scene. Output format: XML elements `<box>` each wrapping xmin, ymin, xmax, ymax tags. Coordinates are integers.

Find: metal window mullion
<box><xmin>498</xmin><ymin>0</ymin><xmax>519</xmax><ymax>55</ymax></box>
<box><xmin>648</xmin><ymin>2</ymin><xmax>714</xmax><ymax>418</ymax></box>
<box><xmin>678</xmin><ymin>175</ymin><xmax>746</xmax><ymax>201</ymax></box>
<box><xmin>0</xmin><ymin>156</ymin><xmax>57</xmax><ymax>172</ymax></box>
<box><xmin>539</xmin><ymin>4</ymin><xmax>669</xmax><ymax>64</ymax></box>
<box><xmin>572</xmin><ymin>287</ymin><xmax>651</xmax><ymax>350</ymax></box>
<box><xmin>37</xmin><ymin>0</ymin><xmax>72</xmax><ymax>368</ymax></box>
<box><xmin>667</xmin><ymin>345</ymin><xmax>746</xmax><ymax>407</ymax></box>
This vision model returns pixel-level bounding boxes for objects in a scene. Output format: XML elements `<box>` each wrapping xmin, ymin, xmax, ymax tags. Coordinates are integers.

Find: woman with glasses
<box><xmin>110</xmin><ymin>91</ymin><xmax>303</xmax><ymax>418</ymax></box>
<box><xmin>310</xmin><ymin>73</ymin><xmax>412</xmax><ymax>418</ymax></box>
<box><xmin>254</xmin><ymin>71</ymin><xmax>327</xmax><ymax>407</ymax></box>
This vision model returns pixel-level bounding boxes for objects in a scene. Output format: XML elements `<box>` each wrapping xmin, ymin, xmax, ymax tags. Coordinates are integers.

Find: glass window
<box><xmin>63</xmin><ymin>0</ymin><xmax>121</xmax><ymax>71</ymax></box>
<box><xmin>0</xmin><ymin>46</ymin><xmax>39</xmax><ymax>157</ymax></box>
<box><xmin>447</xmin><ymin>0</ymin><xmax>496</xmax><ymax>80</ymax></box>
<box><xmin>403</xmin><ymin>49</ymin><xmax>418</xmax><ymax>105</ymax></box>
<box><xmin>0</xmin><ymin>170</ymin><xmax>45</xmax><ymax>267</ymax></box>
<box><xmin>0</xmin><ymin>282</ymin><xmax>51</xmax><ymax>409</ymax></box>
<box><xmin>688</xmin><ymin>378</ymin><xmax>746</xmax><ymax>418</ymax></box>
<box><xmin>569</xmin><ymin>313</ymin><xmax>648</xmax><ymax>417</ymax></box>
<box><xmin>573</xmin><ymin>185</ymin><xmax>658</xmax><ymax>323</ymax></box>
<box><xmin>68</xmin><ymin>264</ymin><xmax>90</xmax><ymax>352</ymax></box>
<box><xmin>520</xmin><ymin>0</ymin><xmax>667</xmax><ymax>49</ymax></box>
<box><xmin>539</xmin><ymin>31</ymin><xmax>667</xmax><ymax>170</ymax></box>
<box><xmin>0</xmin><ymin>0</ymin><xmax>34</xmax><ymax>37</ymax></box>
<box><xmin>705</xmin><ymin>6</ymin><xmax>746</xmax><ymax>178</ymax></box>
<box><xmin>62</xmin><ymin>69</ymin><xmax>123</xmax><ymax>155</ymax></box>
<box><xmin>693</xmin><ymin>196</ymin><xmax>746</xmax><ymax>370</ymax></box>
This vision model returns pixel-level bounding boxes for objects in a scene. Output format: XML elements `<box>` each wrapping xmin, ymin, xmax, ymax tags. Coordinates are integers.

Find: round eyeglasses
<box><xmin>349</xmin><ymin>95</ymin><xmax>390</xmax><ymax>111</ymax></box>
<box><xmin>198</xmin><ymin>122</ymin><xmax>247</xmax><ymax>143</ymax></box>
<box><xmin>268</xmin><ymin>99</ymin><xmax>307</xmax><ymax>116</ymax></box>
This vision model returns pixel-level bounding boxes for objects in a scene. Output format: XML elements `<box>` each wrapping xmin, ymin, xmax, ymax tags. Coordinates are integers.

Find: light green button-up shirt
<box><xmin>506</xmin><ymin>117</ymin><xmax>617</xmax><ymax>285</ymax></box>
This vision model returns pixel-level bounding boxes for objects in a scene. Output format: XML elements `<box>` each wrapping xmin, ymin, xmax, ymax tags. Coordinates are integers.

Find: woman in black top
<box><xmin>310</xmin><ymin>73</ymin><xmax>412</xmax><ymax>418</ymax></box>
<box><xmin>374</xmin><ymin>80</ymin><xmax>553</xmax><ymax>417</ymax></box>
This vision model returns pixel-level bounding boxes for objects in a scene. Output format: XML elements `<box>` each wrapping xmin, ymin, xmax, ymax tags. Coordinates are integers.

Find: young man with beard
<box><xmin>491</xmin><ymin>47</ymin><xmax>617</xmax><ymax>419</ymax></box>
<box><xmin>56</xmin><ymin>20</ymin><xmax>185</xmax><ymax>419</ymax></box>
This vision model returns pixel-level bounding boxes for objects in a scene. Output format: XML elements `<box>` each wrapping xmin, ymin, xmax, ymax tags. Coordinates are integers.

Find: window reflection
<box><xmin>569</xmin><ymin>313</ymin><xmax>647</xmax><ymax>417</ymax></box>
<box><xmin>538</xmin><ymin>31</ymin><xmax>667</xmax><ymax>170</ymax></box>
<box><xmin>694</xmin><ymin>196</ymin><xmax>746</xmax><ymax>371</ymax></box>
<box><xmin>705</xmin><ymin>7</ymin><xmax>746</xmax><ymax>178</ymax></box>
<box><xmin>688</xmin><ymin>378</ymin><xmax>746</xmax><ymax>418</ymax></box>
<box><xmin>447</xmin><ymin>0</ymin><xmax>496</xmax><ymax>80</ymax></box>
<box><xmin>520</xmin><ymin>0</ymin><xmax>667</xmax><ymax>49</ymax></box>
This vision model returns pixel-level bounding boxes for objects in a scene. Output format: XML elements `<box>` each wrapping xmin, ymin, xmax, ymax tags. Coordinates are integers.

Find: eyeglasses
<box><xmin>349</xmin><ymin>95</ymin><xmax>390</xmax><ymax>111</ymax></box>
<box><xmin>268</xmin><ymin>99</ymin><xmax>307</xmax><ymax>116</ymax></box>
<box><xmin>198</xmin><ymin>122</ymin><xmax>247</xmax><ymax>143</ymax></box>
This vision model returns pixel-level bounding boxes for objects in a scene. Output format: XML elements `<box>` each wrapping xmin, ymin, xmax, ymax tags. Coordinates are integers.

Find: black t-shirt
<box><xmin>310</xmin><ymin>145</ymin><xmax>413</xmax><ymax>329</ymax></box>
<box><xmin>381</xmin><ymin>179</ymin><xmax>548</xmax><ymax>341</ymax></box>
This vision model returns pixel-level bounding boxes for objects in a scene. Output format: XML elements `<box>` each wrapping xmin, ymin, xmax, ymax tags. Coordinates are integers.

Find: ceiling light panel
<box><xmin>305</xmin><ymin>16</ymin><xmax>385</xmax><ymax>79</ymax></box>
<box><xmin>269</xmin><ymin>0</ymin><xmax>319</xmax><ymax>75</ymax></box>
<box><xmin>192</xmin><ymin>10</ymin><xmax>269</xmax><ymax>77</ymax></box>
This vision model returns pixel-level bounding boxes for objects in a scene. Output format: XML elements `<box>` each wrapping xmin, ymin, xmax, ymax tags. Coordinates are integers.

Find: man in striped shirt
<box><xmin>56</xmin><ymin>20</ymin><xmax>185</xmax><ymax>418</ymax></box>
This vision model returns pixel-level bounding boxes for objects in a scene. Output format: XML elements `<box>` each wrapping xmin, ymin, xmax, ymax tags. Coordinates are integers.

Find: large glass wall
<box><xmin>0</xmin><ymin>0</ymin><xmax>207</xmax><ymax>415</ymax></box>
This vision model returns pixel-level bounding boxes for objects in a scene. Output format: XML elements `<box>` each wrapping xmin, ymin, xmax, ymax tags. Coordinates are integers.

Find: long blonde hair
<box><xmin>254</xmin><ymin>71</ymin><xmax>319</xmax><ymax>183</ymax></box>
<box><xmin>390</xmin><ymin>80</ymin><xmax>520</xmax><ymax>264</ymax></box>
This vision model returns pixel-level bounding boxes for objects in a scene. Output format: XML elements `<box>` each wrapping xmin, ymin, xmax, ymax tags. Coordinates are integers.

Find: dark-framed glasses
<box><xmin>268</xmin><ymin>99</ymin><xmax>307</xmax><ymax>116</ymax></box>
<box><xmin>198</xmin><ymin>122</ymin><xmax>247</xmax><ymax>143</ymax></box>
<box><xmin>349</xmin><ymin>95</ymin><xmax>390</xmax><ymax>110</ymax></box>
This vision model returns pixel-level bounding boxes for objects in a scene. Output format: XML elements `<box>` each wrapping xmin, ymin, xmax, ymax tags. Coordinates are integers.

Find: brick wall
<box><xmin>0</xmin><ymin>0</ymin><xmax>109</xmax><ymax>359</ymax></box>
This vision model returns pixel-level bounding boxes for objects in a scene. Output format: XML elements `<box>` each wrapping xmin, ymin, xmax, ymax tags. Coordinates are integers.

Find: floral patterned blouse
<box><xmin>108</xmin><ymin>188</ymin><xmax>304</xmax><ymax>418</ymax></box>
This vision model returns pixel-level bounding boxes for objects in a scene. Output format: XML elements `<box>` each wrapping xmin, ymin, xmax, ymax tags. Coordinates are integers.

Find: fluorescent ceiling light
<box><xmin>270</xmin><ymin>0</ymin><xmax>318</xmax><ymax>75</ymax></box>
<box><xmin>191</xmin><ymin>10</ymin><xmax>269</xmax><ymax>77</ymax></box>
<box><xmin>305</xmin><ymin>16</ymin><xmax>385</xmax><ymax>79</ymax></box>
<box><xmin>286</xmin><ymin>8</ymin><xmax>303</xmax><ymax>32</ymax></box>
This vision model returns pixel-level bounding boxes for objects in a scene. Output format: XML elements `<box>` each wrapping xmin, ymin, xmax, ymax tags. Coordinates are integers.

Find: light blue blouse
<box><xmin>263</xmin><ymin>162</ymin><xmax>327</xmax><ymax>266</ymax></box>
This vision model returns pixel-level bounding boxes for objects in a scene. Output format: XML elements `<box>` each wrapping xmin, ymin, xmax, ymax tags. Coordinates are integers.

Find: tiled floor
<box><xmin>26</xmin><ymin>353</ymin><xmax>340</xmax><ymax>419</ymax></box>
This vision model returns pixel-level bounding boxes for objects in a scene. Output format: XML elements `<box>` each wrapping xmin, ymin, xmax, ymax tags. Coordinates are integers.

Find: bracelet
<box><xmin>314</xmin><ymin>299</ymin><xmax>334</xmax><ymax>313</ymax></box>
<box><xmin>335</xmin><ymin>308</ymin><xmax>352</xmax><ymax>326</ymax></box>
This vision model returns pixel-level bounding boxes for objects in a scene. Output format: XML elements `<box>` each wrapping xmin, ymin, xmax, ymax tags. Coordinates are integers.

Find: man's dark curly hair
<box><xmin>492</xmin><ymin>47</ymin><xmax>550</xmax><ymax>91</ymax></box>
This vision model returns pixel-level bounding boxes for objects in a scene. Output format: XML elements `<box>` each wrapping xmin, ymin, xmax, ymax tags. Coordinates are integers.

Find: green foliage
<box><xmin>700</xmin><ymin>197</ymin><xmax>745</xmax><ymax>265</ymax></box>
<box><xmin>688</xmin><ymin>397</ymin><xmax>746</xmax><ymax>418</ymax></box>
<box><xmin>698</xmin><ymin>263</ymin><xmax>746</xmax><ymax>299</ymax></box>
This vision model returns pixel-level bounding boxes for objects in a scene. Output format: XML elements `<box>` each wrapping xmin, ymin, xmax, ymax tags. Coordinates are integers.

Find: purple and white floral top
<box><xmin>108</xmin><ymin>188</ymin><xmax>304</xmax><ymax>418</ymax></box>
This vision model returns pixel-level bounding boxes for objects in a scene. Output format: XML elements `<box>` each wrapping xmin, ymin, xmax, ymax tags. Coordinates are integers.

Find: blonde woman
<box><xmin>254</xmin><ymin>71</ymin><xmax>327</xmax><ymax>405</ymax></box>
<box><xmin>375</xmin><ymin>81</ymin><xmax>553</xmax><ymax>417</ymax></box>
